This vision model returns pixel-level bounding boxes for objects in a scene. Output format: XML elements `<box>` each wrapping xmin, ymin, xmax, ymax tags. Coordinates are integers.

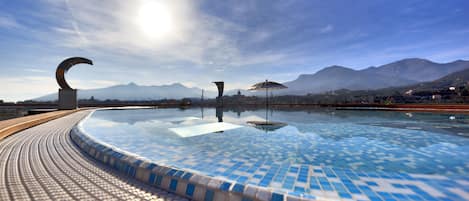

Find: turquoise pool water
<box><xmin>81</xmin><ymin>108</ymin><xmax>469</xmax><ymax>200</ymax></box>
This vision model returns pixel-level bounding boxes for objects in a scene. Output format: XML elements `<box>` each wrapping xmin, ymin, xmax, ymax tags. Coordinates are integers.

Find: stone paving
<box><xmin>0</xmin><ymin>111</ymin><xmax>186</xmax><ymax>201</ymax></box>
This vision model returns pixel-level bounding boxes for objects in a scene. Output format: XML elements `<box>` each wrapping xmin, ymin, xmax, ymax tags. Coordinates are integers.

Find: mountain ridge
<box><xmin>33</xmin><ymin>58</ymin><xmax>469</xmax><ymax>101</ymax></box>
<box><xmin>35</xmin><ymin>82</ymin><xmax>217</xmax><ymax>101</ymax></box>
<box><xmin>281</xmin><ymin>58</ymin><xmax>469</xmax><ymax>95</ymax></box>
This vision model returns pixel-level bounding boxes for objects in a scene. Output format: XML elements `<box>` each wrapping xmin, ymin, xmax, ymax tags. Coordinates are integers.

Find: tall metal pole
<box><xmin>265</xmin><ymin>79</ymin><xmax>268</xmax><ymax>124</ymax></box>
<box><xmin>201</xmin><ymin>89</ymin><xmax>204</xmax><ymax>102</ymax></box>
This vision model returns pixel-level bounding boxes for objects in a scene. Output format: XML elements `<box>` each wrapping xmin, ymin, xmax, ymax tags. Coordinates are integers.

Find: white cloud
<box><xmin>69</xmin><ymin>79</ymin><xmax>119</xmax><ymax>89</ymax></box>
<box><xmin>39</xmin><ymin>0</ymin><xmax>283</xmax><ymax>69</ymax></box>
<box><xmin>0</xmin><ymin>74</ymin><xmax>118</xmax><ymax>101</ymax></box>
<box><xmin>0</xmin><ymin>15</ymin><xmax>20</xmax><ymax>29</ymax></box>
<box><xmin>0</xmin><ymin>76</ymin><xmax>56</xmax><ymax>101</ymax></box>
<box><xmin>24</xmin><ymin>68</ymin><xmax>49</xmax><ymax>73</ymax></box>
<box><xmin>319</xmin><ymin>24</ymin><xmax>334</xmax><ymax>34</ymax></box>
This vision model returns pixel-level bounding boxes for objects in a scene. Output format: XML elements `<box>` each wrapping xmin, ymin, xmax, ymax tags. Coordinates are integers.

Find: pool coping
<box><xmin>70</xmin><ymin>109</ymin><xmax>315</xmax><ymax>201</ymax></box>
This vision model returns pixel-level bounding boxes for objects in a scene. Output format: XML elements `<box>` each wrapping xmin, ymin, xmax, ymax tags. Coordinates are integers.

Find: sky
<box><xmin>0</xmin><ymin>0</ymin><xmax>469</xmax><ymax>101</ymax></box>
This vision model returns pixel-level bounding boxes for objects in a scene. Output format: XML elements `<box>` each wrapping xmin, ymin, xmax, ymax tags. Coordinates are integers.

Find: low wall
<box><xmin>70</xmin><ymin>113</ymin><xmax>312</xmax><ymax>201</ymax></box>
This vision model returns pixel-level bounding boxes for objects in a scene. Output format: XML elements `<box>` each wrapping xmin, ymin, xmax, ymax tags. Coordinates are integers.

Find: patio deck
<box><xmin>0</xmin><ymin>110</ymin><xmax>186</xmax><ymax>200</ymax></box>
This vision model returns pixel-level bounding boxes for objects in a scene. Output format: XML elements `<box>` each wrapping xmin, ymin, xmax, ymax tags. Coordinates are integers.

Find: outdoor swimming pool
<box><xmin>80</xmin><ymin>108</ymin><xmax>469</xmax><ymax>200</ymax></box>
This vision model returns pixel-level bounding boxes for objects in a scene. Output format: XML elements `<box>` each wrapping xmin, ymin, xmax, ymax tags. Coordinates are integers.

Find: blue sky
<box><xmin>0</xmin><ymin>0</ymin><xmax>468</xmax><ymax>101</ymax></box>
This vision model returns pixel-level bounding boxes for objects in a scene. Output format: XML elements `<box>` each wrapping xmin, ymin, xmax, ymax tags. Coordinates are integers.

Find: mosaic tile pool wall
<box><xmin>76</xmin><ymin>108</ymin><xmax>469</xmax><ymax>201</ymax></box>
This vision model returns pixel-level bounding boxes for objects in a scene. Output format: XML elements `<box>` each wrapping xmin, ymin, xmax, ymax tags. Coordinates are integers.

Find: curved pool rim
<box><xmin>71</xmin><ymin>109</ymin><xmax>298</xmax><ymax>201</ymax></box>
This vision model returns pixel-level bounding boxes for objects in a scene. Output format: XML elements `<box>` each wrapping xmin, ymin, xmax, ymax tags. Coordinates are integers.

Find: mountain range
<box><xmin>34</xmin><ymin>58</ymin><xmax>469</xmax><ymax>101</ymax></box>
<box><xmin>281</xmin><ymin>58</ymin><xmax>469</xmax><ymax>95</ymax></box>
<box><xmin>330</xmin><ymin>67</ymin><xmax>469</xmax><ymax>97</ymax></box>
<box><xmin>35</xmin><ymin>83</ymin><xmax>216</xmax><ymax>101</ymax></box>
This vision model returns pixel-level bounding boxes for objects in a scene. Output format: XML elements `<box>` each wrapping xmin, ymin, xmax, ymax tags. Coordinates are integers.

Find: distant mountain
<box><xmin>35</xmin><ymin>82</ymin><xmax>217</xmax><ymax>101</ymax></box>
<box><xmin>33</xmin><ymin>58</ymin><xmax>469</xmax><ymax>101</ymax></box>
<box><xmin>406</xmin><ymin>67</ymin><xmax>469</xmax><ymax>92</ymax></box>
<box><xmin>281</xmin><ymin>58</ymin><xmax>469</xmax><ymax>95</ymax></box>
<box><xmin>333</xmin><ymin>68</ymin><xmax>469</xmax><ymax>97</ymax></box>
<box><xmin>363</xmin><ymin>58</ymin><xmax>469</xmax><ymax>82</ymax></box>
<box><xmin>282</xmin><ymin>65</ymin><xmax>416</xmax><ymax>95</ymax></box>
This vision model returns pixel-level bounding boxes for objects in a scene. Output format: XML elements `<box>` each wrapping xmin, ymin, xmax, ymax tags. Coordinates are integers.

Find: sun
<box><xmin>136</xmin><ymin>1</ymin><xmax>173</xmax><ymax>38</ymax></box>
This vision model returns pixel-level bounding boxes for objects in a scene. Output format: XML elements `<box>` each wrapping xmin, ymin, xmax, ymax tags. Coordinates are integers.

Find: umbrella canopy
<box><xmin>249</xmin><ymin>80</ymin><xmax>287</xmax><ymax>91</ymax></box>
<box><xmin>248</xmin><ymin>80</ymin><xmax>287</xmax><ymax>124</ymax></box>
<box><xmin>247</xmin><ymin>121</ymin><xmax>287</xmax><ymax>132</ymax></box>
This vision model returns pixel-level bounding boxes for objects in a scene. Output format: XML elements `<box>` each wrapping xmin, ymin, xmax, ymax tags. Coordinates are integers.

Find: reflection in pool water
<box><xmin>81</xmin><ymin>108</ymin><xmax>469</xmax><ymax>200</ymax></box>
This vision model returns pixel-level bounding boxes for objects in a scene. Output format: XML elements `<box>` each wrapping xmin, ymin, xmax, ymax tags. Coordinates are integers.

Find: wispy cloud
<box><xmin>24</xmin><ymin>68</ymin><xmax>48</xmax><ymax>73</ymax></box>
<box><xmin>0</xmin><ymin>76</ymin><xmax>56</xmax><ymax>101</ymax></box>
<box><xmin>75</xmin><ymin>79</ymin><xmax>119</xmax><ymax>89</ymax></box>
<box><xmin>40</xmin><ymin>0</ymin><xmax>284</xmax><ymax>69</ymax></box>
<box><xmin>1</xmin><ymin>0</ymin><xmax>469</xmax><ymax>101</ymax></box>
<box><xmin>0</xmin><ymin>15</ymin><xmax>20</xmax><ymax>29</ymax></box>
<box><xmin>319</xmin><ymin>24</ymin><xmax>334</xmax><ymax>34</ymax></box>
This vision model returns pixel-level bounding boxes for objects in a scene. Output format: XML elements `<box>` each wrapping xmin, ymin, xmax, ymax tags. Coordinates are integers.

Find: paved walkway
<box><xmin>0</xmin><ymin>109</ymin><xmax>78</xmax><ymax>141</ymax></box>
<box><xmin>0</xmin><ymin>111</ymin><xmax>186</xmax><ymax>200</ymax></box>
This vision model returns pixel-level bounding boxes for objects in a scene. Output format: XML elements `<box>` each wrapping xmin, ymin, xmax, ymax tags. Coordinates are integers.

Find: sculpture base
<box><xmin>58</xmin><ymin>89</ymin><xmax>77</xmax><ymax>110</ymax></box>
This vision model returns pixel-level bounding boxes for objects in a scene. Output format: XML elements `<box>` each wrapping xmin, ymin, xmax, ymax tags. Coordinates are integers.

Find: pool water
<box><xmin>82</xmin><ymin>108</ymin><xmax>469</xmax><ymax>200</ymax></box>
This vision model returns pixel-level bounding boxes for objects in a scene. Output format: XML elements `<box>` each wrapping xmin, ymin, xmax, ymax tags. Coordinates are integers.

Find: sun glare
<box><xmin>136</xmin><ymin>1</ymin><xmax>173</xmax><ymax>38</ymax></box>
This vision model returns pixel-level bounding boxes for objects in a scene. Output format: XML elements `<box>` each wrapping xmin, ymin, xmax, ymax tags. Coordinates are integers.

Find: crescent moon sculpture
<box><xmin>56</xmin><ymin>57</ymin><xmax>93</xmax><ymax>90</ymax></box>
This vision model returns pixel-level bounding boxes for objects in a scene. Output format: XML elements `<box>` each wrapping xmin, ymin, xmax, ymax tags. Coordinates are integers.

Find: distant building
<box><xmin>405</xmin><ymin>89</ymin><xmax>413</xmax><ymax>96</ymax></box>
<box><xmin>449</xmin><ymin>86</ymin><xmax>456</xmax><ymax>91</ymax></box>
<box><xmin>432</xmin><ymin>94</ymin><xmax>442</xmax><ymax>100</ymax></box>
<box><xmin>0</xmin><ymin>99</ymin><xmax>3</xmax><ymax>104</ymax></box>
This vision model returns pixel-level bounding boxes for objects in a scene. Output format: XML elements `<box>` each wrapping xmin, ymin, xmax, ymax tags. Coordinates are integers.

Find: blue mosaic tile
<box><xmin>294</xmin><ymin>186</ymin><xmax>305</xmax><ymax>193</ymax></box>
<box><xmin>149</xmin><ymin>173</ymin><xmax>156</xmax><ymax>184</ymax></box>
<box><xmin>253</xmin><ymin>174</ymin><xmax>263</xmax><ymax>179</ymax></box>
<box><xmin>174</xmin><ymin>170</ymin><xmax>184</xmax><ymax>178</ymax></box>
<box><xmin>81</xmin><ymin>108</ymin><xmax>469</xmax><ymax>201</ymax></box>
<box><xmin>366</xmin><ymin>181</ymin><xmax>379</xmax><ymax>186</ymax></box>
<box><xmin>271</xmin><ymin>192</ymin><xmax>284</xmax><ymax>201</ymax></box>
<box><xmin>237</xmin><ymin>176</ymin><xmax>248</xmax><ymax>183</ymax></box>
<box><xmin>204</xmin><ymin>189</ymin><xmax>214</xmax><ymax>201</ymax></box>
<box><xmin>339</xmin><ymin>192</ymin><xmax>352</xmax><ymax>199</ymax></box>
<box><xmin>155</xmin><ymin>175</ymin><xmax>163</xmax><ymax>186</ymax></box>
<box><xmin>289</xmin><ymin>166</ymin><xmax>299</xmax><ymax>173</ymax></box>
<box><xmin>182</xmin><ymin>172</ymin><xmax>193</xmax><ymax>180</ymax></box>
<box><xmin>219</xmin><ymin>182</ymin><xmax>231</xmax><ymax>191</ymax></box>
<box><xmin>166</xmin><ymin>169</ymin><xmax>177</xmax><ymax>176</ymax></box>
<box><xmin>169</xmin><ymin>179</ymin><xmax>178</xmax><ymax>191</ymax></box>
<box><xmin>185</xmin><ymin>183</ymin><xmax>195</xmax><ymax>197</ymax></box>
<box><xmin>392</xmin><ymin>183</ymin><xmax>406</xmax><ymax>189</ymax></box>
<box><xmin>282</xmin><ymin>176</ymin><xmax>295</xmax><ymax>189</ymax></box>
<box><xmin>232</xmin><ymin>183</ymin><xmax>245</xmax><ymax>193</ymax></box>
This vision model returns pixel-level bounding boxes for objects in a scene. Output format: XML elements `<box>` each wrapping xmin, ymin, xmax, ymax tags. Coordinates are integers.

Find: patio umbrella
<box><xmin>249</xmin><ymin>80</ymin><xmax>287</xmax><ymax>124</ymax></box>
<box><xmin>247</xmin><ymin>121</ymin><xmax>287</xmax><ymax>132</ymax></box>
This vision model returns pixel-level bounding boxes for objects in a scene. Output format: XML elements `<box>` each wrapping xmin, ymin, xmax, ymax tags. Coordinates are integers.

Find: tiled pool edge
<box><xmin>70</xmin><ymin>111</ymin><xmax>313</xmax><ymax>201</ymax></box>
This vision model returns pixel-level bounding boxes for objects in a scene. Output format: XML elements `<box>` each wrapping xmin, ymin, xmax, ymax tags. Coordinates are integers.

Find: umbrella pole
<box><xmin>266</xmin><ymin>88</ymin><xmax>268</xmax><ymax>124</ymax></box>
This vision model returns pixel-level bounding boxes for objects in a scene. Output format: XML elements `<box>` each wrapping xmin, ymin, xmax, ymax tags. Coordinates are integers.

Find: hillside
<box><xmin>35</xmin><ymin>82</ymin><xmax>217</xmax><ymax>101</ymax></box>
<box><xmin>33</xmin><ymin>58</ymin><xmax>469</xmax><ymax>101</ymax></box>
<box><xmin>332</xmin><ymin>68</ymin><xmax>469</xmax><ymax>97</ymax></box>
<box><xmin>280</xmin><ymin>58</ymin><xmax>469</xmax><ymax>95</ymax></box>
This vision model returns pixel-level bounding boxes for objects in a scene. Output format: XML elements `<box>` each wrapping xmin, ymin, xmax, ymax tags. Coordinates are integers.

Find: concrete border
<box><xmin>70</xmin><ymin>110</ymin><xmax>312</xmax><ymax>201</ymax></box>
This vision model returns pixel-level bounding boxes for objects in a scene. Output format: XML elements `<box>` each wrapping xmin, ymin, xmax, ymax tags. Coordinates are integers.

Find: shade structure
<box><xmin>248</xmin><ymin>80</ymin><xmax>287</xmax><ymax>91</ymax></box>
<box><xmin>247</xmin><ymin>121</ymin><xmax>287</xmax><ymax>132</ymax></box>
<box><xmin>249</xmin><ymin>80</ymin><xmax>287</xmax><ymax>124</ymax></box>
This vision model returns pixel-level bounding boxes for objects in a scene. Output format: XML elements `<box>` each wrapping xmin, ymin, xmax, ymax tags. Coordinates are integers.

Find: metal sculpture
<box><xmin>213</xmin><ymin>81</ymin><xmax>224</xmax><ymax>98</ymax></box>
<box><xmin>56</xmin><ymin>57</ymin><xmax>93</xmax><ymax>110</ymax></box>
<box><xmin>56</xmin><ymin>57</ymin><xmax>93</xmax><ymax>90</ymax></box>
<box><xmin>213</xmin><ymin>81</ymin><xmax>224</xmax><ymax>107</ymax></box>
